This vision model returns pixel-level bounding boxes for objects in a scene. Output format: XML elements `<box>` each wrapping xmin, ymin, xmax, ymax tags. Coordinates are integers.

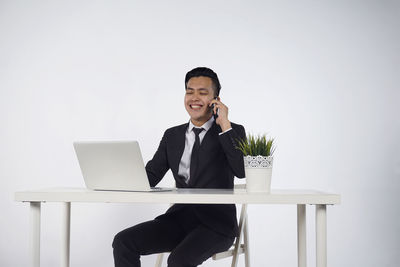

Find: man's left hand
<box><xmin>209</xmin><ymin>97</ymin><xmax>232</xmax><ymax>132</ymax></box>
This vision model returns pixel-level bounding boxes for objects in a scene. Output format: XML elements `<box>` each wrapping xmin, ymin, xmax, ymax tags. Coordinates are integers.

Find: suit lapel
<box><xmin>188</xmin><ymin>122</ymin><xmax>221</xmax><ymax>187</ymax></box>
<box><xmin>170</xmin><ymin>123</ymin><xmax>188</xmax><ymax>186</ymax></box>
<box><xmin>199</xmin><ymin>121</ymin><xmax>220</xmax><ymax>150</ymax></box>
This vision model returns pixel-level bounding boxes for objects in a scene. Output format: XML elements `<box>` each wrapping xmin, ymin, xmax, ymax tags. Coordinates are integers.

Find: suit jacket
<box><xmin>145</xmin><ymin>121</ymin><xmax>246</xmax><ymax>237</ymax></box>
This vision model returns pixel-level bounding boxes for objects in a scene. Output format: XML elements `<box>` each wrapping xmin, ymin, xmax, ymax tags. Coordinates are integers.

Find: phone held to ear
<box><xmin>211</xmin><ymin>97</ymin><xmax>218</xmax><ymax>120</ymax></box>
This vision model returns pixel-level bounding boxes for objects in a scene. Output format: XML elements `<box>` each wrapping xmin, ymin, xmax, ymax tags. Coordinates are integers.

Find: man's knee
<box><xmin>112</xmin><ymin>230</ymin><xmax>138</xmax><ymax>253</ymax></box>
<box><xmin>167</xmin><ymin>253</ymin><xmax>183</xmax><ymax>267</ymax></box>
<box><xmin>167</xmin><ymin>251</ymin><xmax>194</xmax><ymax>267</ymax></box>
<box><xmin>112</xmin><ymin>231</ymin><xmax>124</xmax><ymax>250</ymax></box>
<box><xmin>113</xmin><ymin>230</ymin><xmax>142</xmax><ymax>267</ymax></box>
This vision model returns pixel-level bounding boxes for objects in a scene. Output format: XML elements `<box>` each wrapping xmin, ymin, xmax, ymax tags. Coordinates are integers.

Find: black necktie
<box><xmin>189</xmin><ymin>127</ymin><xmax>204</xmax><ymax>183</ymax></box>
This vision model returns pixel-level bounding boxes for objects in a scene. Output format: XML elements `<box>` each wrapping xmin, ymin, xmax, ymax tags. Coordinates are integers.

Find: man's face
<box><xmin>184</xmin><ymin>76</ymin><xmax>215</xmax><ymax>125</ymax></box>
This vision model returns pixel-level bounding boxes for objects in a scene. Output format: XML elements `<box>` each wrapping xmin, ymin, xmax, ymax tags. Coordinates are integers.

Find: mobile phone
<box><xmin>211</xmin><ymin>97</ymin><xmax>218</xmax><ymax>120</ymax></box>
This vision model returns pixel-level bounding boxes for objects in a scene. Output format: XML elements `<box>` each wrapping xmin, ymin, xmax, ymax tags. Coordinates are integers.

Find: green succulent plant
<box><xmin>236</xmin><ymin>134</ymin><xmax>275</xmax><ymax>157</ymax></box>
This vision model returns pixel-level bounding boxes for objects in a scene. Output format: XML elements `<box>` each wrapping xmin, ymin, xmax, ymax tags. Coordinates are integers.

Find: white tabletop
<box><xmin>15</xmin><ymin>187</ymin><xmax>341</xmax><ymax>205</ymax></box>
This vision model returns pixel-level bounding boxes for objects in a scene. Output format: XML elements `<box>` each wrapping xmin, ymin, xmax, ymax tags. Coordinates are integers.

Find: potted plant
<box><xmin>236</xmin><ymin>134</ymin><xmax>275</xmax><ymax>193</ymax></box>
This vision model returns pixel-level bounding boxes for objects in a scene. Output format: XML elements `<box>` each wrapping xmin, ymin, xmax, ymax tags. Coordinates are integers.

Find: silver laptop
<box><xmin>73</xmin><ymin>140</ymin><xmax>172</xmax><ymax>192</ymax></box>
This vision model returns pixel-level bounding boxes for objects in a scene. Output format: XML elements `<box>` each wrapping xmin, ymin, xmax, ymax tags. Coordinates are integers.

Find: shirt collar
<box><xmin>188</xmin><ymin>116</ymin><xmax>215</xmax><ymax>133</ymax></box>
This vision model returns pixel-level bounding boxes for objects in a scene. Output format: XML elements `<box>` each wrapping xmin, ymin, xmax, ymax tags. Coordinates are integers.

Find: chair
<box><xmin>212</xmin><ymin>203</ymin><xmax>250</xmax><ymax>267</ymax></box>
<box><xmin>155</xmin><ymin>194</ymin><xmax>250</xmax><ymax>267</ymax></box>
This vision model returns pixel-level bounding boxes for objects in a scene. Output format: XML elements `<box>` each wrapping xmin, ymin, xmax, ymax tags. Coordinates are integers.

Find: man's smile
<box><xmin>189</xmin><ymin>104</ymin><xmax>204</xmax><ymax>110</ymax></box>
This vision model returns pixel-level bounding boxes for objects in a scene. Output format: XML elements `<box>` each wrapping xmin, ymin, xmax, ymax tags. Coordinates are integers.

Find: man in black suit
<box><xmin>113</xmin><ymin>67</ymin><xmax>246</xmax><ymax>267</ymax></box>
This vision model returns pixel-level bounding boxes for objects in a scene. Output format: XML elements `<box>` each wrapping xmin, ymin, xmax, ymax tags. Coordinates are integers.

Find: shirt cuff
<box><xmin>219</xmin><ymin>128</ymin><xmax>233</xmax><ymax>135</ymax></box>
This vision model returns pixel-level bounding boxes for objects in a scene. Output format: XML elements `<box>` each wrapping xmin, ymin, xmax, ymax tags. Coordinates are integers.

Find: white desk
<box><xmin>15</xmin><ymin>187</ymin><xmax>340</xmax><ymax>267</ymax></box>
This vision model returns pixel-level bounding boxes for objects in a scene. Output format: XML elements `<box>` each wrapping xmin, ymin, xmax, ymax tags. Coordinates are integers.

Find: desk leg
<box><xmin>30</xmin><ymin>202</ymin><xmax>41</xmax><ymax>267</ymax></box>
<box><xmin>61</xmin><ymin>202</ymin><xmax>71</xmax><ymax>267</ymax></box>
<box><xmin>297</xmin><ymin>204</ymin><xmax>307</xmax><ymax>267</ymax></box>
<box><xmin>316</xmin><ymin>204</ymin><xmax>327</xmax><ymax>267</ymax></box>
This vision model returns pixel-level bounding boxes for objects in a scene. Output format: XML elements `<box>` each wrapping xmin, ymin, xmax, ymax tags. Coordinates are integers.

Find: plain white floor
<box><xmin>1</xmin><ymin>1</ymin><xmax>399</xmax><ymax>266</ymax></box>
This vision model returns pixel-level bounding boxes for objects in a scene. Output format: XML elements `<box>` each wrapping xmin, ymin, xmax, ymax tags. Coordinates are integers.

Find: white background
<box><xmin>1</xmin><ymin>1</ymin><xmax>399</xmax><ymax>266</ymax></box>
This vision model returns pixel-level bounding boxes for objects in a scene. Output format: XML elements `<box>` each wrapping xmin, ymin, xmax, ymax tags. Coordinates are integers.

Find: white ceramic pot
<box><xmin>244</xmin><ymin>155</ymin><xmax>273</xmax><ymax>193</ymax></box>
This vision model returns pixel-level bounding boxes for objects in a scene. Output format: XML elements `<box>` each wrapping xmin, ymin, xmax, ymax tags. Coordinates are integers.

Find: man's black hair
<box><xmin>185</xmin><ymin>67</ymin><xmax>221</xmax><ymax>96</ymax></box>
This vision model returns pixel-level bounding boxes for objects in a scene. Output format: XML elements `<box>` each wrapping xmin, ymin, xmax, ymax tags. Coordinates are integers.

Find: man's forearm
<box><xmin>219</xmin><ymin>120</ymin><xmax>232</xmax><ymax>132</ymax></box>
<box><xmin>218</xmin><ymin>125</ymin><xmax>246</xmax><ymax>178</ymax></box>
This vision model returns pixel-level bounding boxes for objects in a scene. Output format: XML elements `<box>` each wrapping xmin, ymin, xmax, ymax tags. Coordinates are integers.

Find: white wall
<box><xmin>1</xmin><ymin>1</ymin><xmax>399</xmax><ymax>266</ymax></box>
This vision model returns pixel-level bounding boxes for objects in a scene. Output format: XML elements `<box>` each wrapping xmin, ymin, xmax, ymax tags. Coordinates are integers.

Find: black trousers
<box><xmin>112</xmin><ymin>208</ymin><xmax>235</xmax><ymax>267</ymax></box>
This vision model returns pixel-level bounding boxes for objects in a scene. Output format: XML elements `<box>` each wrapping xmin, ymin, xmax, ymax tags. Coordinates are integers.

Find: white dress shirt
<box><xmin>178</xmin><ymin>116</ymin><xmax>232</xmax><ymax>184</ymax></box>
